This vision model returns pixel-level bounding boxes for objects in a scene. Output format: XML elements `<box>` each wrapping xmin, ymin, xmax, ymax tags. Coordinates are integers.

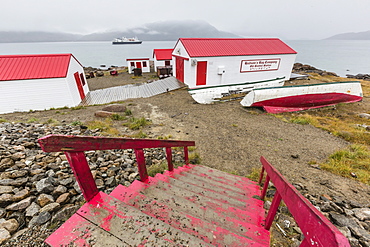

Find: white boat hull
<box><xmin>188</xmin><ymin>77</ymin><xmax>286</xmax><ymax>104</ymax></box>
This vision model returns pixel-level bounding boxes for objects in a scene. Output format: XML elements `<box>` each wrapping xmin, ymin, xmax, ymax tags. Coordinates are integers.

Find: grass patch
<box><xmin>86</xmin><ymin>119</ymin><xmax>120</xmax><ymax>136</ymax></box>
<box><xmin>124</xmin><ymin>108</ymin><xmax>132</xmax><ymax>116</ymax></box>
<box><xmin>70</xmin><ymin>106</ymin><xmax>86</xmax><ymax>110</ymax></box>
<box><xmin>111</xmin><ymin>113</ymin><xmax>126</xmax><ymax>121</ymax></box>
<box><xmin>188</xmin><ymin>152</ymin><xmax>201</xmax><ymax>164</ymax></box>
<box><xmin>321</xmin><ymin>144</ymin><xmax>370</xmax><ymax>185</ymax></box>
<box><xmin>27</xmin><ymin>117</ymin><xmax>39</xmax><ymax>123</ymax></box>
<box><xmin>247</xmin><ymin>167</ymin><xmax>262</xmax><ymax>182</ymax></box>
<box><xmin>0</xmin><ymin>118</ymin><xmax>7</xmax><ymax>123</ymax></box>
<box><xmin>289</xmin><ymin>114</ymin><xmax>318</xmax><ymax>125</ymax></box>
<box><xmin>131</xmin><ymin>131</ymin><xmax>148</xmax><ymax>138</ymax></box>
<box><xmin>123</xmin><ymin>117</ymin><xmax>150</xmax><ymax>130</ymax></box>
<box><xmin>71</xmin><ymin>121</ymin><xmax>83</xmax><ymax>126</ymax></box>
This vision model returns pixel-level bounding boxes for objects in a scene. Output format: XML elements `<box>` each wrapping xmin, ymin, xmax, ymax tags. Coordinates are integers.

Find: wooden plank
<box><xmin>45</xmin><ymin>213</ymin><xmax>124</xmax><ymax>246</ymax></box>
<box><xmin>38</xmin><ymin>134</ymin><xmax>195</xmax><ymax>152</ymax></box>
<box><xmin>260</xmin><ymin>156</ymin><xmax>350</xmax><ymax>247</ymax></box>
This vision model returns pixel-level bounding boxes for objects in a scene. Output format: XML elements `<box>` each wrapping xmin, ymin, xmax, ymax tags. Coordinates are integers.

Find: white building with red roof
<box><xmin>126</xmin><ymin>58</ymin><xmax>150</xmax><ymax>74</ymax></box>
<box><xmin>172</xmin><ymin>38</ymin><xmax>297</xmax><ymax>103</ymax></box>
<box><xmin>0</xmin><ymin>53</ymin><xmax>88</xmax><ymax>114</ymax></box>
<box><xmin>153</xmin><ymin>49</ymin><xmax>173</xmax><ymax>72</ymax></box>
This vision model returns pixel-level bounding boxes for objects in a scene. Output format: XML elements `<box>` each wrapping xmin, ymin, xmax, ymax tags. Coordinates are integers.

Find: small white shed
<box><xmin>172</xmin><ymin>38</ymin><xmax>297</xmax><ymax>103</ymax></box>
<box><xmin>0</xmin><ymin>53</ymin><xmax>89</xmax><ymax>114</ymax></box>
<box><xmin>153</xmin><ymin>49</ymin><xmax>173</xmax><ymax>72</ymax></box>
<box><xmin>126</xmin><ymin>58</ymin><xmax>150</xmax><ymax>74</ymax></box>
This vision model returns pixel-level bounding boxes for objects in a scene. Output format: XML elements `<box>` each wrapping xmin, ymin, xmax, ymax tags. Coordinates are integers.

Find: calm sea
<box><xmin>0</xmin><ymin>40</ymin><xmax>369</xmax><ymax>77</ymax></box>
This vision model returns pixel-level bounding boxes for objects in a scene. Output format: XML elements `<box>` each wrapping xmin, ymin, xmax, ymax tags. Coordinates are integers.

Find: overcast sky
<box><xmin>2</xmin><ymin>0</ymin><xmax>369</xmax><ymax>40</ymax></box>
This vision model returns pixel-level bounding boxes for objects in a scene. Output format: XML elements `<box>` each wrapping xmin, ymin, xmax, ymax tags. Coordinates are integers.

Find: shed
<box><xmin>0</xmin><ymin>53</ymin><xmax>89</xmax><ymax>114</ymax></box>
<box><xmin>153</xmin><ymin>49</ymin><xmax>173</xmax><ymax>72</ymax></box>
<box><xmin>172</xmin><ymin>38</ymin><xmax>297</xmax><ymax>103</ymax></box>
<box><xmin>126</xmin><ymin>58</ymin><xmax>150</xmax><ymax>74</ymax></box>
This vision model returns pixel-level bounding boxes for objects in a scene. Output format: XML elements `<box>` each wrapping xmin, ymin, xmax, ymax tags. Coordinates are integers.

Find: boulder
<box><xmin>94</xmin><ymin>111</ymin><xmax>114</xmax><ymax>118</ymax></box>
<box><xmin>102</xmin><ymin>104</ymin><xmax>127</xmax><ymax>112</ymax></box>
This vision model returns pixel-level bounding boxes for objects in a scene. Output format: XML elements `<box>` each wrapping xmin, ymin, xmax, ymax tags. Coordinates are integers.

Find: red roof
<box><xmin>178</xmin><ymin>38</ymin><xmax>297</xmax><ymax>57</ymax></box>
<box><xmin>0</xmin><ymin>54</ymin><xmax>76</xmax><ymax>81</ymax></box>
<box><xmin>153</xmin><ymin>49</ymin><xmax>173</xmax><ymax>60</ymax></box>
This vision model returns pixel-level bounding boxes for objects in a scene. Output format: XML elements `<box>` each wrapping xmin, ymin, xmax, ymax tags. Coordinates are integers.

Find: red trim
<box><xmin>172</xmin><ymin>55</ymin><xmax>189</xmax><ymax>61</ymax></box>
<box><xmin>126</xmin><ymin>58</ymin><xmax>150</xmax><ymax>61</ymax></box>
<box><xmin>74</xmin><ymin>72</ymin><xmax>85</xmax><ymax>100</ymax></box>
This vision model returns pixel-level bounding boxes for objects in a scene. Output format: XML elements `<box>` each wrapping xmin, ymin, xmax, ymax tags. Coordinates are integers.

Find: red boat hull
<box><xmin>251</xmin><ymin>93</ymin><xmax>362</xmax><ymax>113</ymax></box>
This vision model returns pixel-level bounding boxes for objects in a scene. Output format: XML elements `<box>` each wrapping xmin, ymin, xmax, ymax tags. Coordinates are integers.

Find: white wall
<box><xmin>0</xmin><ymin>78</ymin><xmax>74</xmax><ymax>114</ymax></box>
<box><xmin>126</xmin><ymin>60</ymin><xmax>151</xmax><ymax>74</ymax></box>
<box><xmin>184</xmin><ymin>54</ymin><xmax>296</xmax><ymax>89</ymax></box>
<box><xmin>66</xmin><ymin>57</ymin><xmax>90</xmax><ymax>105</ymax></box>
<box><xmin>153</xmin><ymin>59</ymin><xmax>172</xmax><ymax>72</ymax></box>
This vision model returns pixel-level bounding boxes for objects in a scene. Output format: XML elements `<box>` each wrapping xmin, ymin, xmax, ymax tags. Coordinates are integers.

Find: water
<box><xmin>0</xmin><ymin>40</ymin><xmax>369</xmax><ymax>77</ymax></box>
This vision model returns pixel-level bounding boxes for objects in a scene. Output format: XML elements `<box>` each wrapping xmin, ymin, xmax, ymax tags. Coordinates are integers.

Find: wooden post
<box><xmin>264</xmin><ymin>191</ymin><xmax>282</xmax><ymax>230</ymax></box>
<box><xmin>260</xmin><ymin>175</ymin><xmax>270</xmax><ymax>200</ymax></box>
<box><xmin>166</xmin><ymin>147</ymin><xmax>173</xmax><ymax>171</ymax></box>
<box><xmin>64</xmin><ymin>151</ymin><xmax>98</xmax><ymax>202</ymax></box>
<box><xmin>134</xmin><ymin>148</ymin><xmax>148</xmax><ymax>182</ymax></box>
<box><xmin>258</xmin><ymin>167</ymin><xmax>265</xmax><ymax>184</ymax></box>
<box><xmin>184</xmin><ymin>146</ymin><xmax>189</xmax><ymax>164</ymax></box>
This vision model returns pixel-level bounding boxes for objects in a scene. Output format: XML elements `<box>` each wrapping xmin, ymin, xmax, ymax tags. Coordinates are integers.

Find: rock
<box><xmin>0</xmin><ymin>158</ymin><xmax>14</xmax><ymax>172</ymax></box>
<box><xmin>102</xmin><ymin>104</ymin><xmax>127</xmax><ymax>112</ymax></box>
<box><xmin>6</xmin><ymin>196</ymin><xmax>35</xmax><ymax>211</ymax></box>
<box><xmin>0</xmin><ymin>178</ymin><xmax>28</xmax><ymax>187</ymax></box>
<box><xmin>56</xmin><ymin>193</ymin><xmax>70</xmax><ymax>204</ymax></box>
<box><xmin>0</xmin><ymin>227</ymin><xmax>11</xmax><ymax>244</ymax></box>
<box><xmin>0</xmin><ymin>186</ymin><xmax>13</xmax><ymax>194</ymax></box>
<box><xmin>353</xmin><ymin>208</ymin><xmax>370</xmax><ymax>221</ymax></box>
<box><xmin>359</xmin><ymin>113</ymin><xmax>370</xmax><ymax>119</ymax></box>
<box><xmin>39</xmin><ymin>202</ymin><xmax>60</xmax><ymax>213</ymax></box>
<box><xmin>6</xmin><ymin>170</ymin><xmax>28</xmax><ymax>179</ymax></box>
<box><xmin>53</xmin><ymin>185</ymin><xmax>67</xmax><ymax>196</ymax></box>
<box><xmin>0</xmin><ymin>219</ymin><xmax>19</xmax><ymax>234</ymax></box>
<box><xmin>12</xmin><ymin>189</ymin><xmax>30</xmax><ymax>202</ymax></box>
<box><xmin>32</xmin><ymin>211</ymin><xmax>51</xmax><ymax>226</ymax></box>
<box><xmin>128</xmin><ymin>172</ymin><xmax>139</xmax><ymax>182</ymax></box>
<box><xmin>95</xmin><ymin>71</ymin><xmax>104</xmax><ymax>77</ymax></box>
<box><xmin>0</xmin><ymin>208</ymin><xmax>5</xmax><ymax>218</ymax></box>
<box><xmin>37</xmin><ymin>194</ymin><xmax>54</xmax><ymax>207</ymax></box>
<box><xmin>59</xmin><ymin>177</ymin><xmax>73</xmax><ymax>186</ymax></box>
<box><xmin>25</xmin><ymin>202</ymin><xmax>41</xmax><ymax>217</ymax></box>
<box><xmin>35</xmin><ymin>178</ymin><xmax>54</xmax><ymax>194</ymax></box>
<box><xmin>94</xmin><ymin>110</ymin><xmax>114</xmax><ymax>118</ymax></box>
<box><xmin>349</xmin><ymin>226</ymin><xmax>370</xmax><ymax>242</ymax></box>
<box><xmin>51</xmin><ymin>205</ymin><xmax>79</xmax><ymax>225</ymax></box>
<box><xmin>329</xmin><ymin>212</ymin><xmax>362</xmax><ymax>229</ymax></box>
<box><xmin>0</xmin><ymin>194</ymin><xmax>13</xmax><ymax>206</ymax></box>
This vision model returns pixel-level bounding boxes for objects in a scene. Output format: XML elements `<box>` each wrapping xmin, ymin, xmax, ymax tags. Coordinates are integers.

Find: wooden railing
<box><xmin>259</xmin><ymin>156</ymin><xmax>350</xmax><ymax>247</ymax></box>
<box><xmin>38</xmin><ymin>135</ymin><xmax>195</xmax><ymax>201</ymax></box>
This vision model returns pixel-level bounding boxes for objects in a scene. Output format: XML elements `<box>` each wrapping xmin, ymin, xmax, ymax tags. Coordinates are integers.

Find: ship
<box><xmin>112</xmin><ymin>37</ymin><xmax>142</xmax><ymax>45</ymax></box>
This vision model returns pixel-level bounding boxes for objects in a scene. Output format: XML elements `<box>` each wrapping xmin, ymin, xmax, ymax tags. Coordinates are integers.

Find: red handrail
<box><xmin>38</xmin><ymin>135</ymin><xmax>195</xmax><ymax>201</ymax></box>
<box><xmin>259</xmin><ymin>156</ymin><xmax>350</xmax><ymax>247</ymax></box>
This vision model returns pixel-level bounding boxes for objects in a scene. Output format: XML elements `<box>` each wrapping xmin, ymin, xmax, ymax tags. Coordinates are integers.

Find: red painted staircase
<box><xmin>38</xmin><ymin>135</ymin><xmax>351</xmax><ymax>247</ymax></box>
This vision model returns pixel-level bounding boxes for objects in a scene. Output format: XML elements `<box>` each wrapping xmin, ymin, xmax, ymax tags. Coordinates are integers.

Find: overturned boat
<box><xmin>240</xmin><ymin>81</ymin><xmax>363</xmax><ymax>113</ymax></box>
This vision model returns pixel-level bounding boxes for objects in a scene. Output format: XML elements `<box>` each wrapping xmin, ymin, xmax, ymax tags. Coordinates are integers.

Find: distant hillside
<box><xmin>0</xmin><ymin>20</ymin><xmax>239</xmax><ymax>43</ymax></box>
<box><xmin>326</xmin><ymin>30</ymin><xmax>370</xmax><ymax>40</ymax></box>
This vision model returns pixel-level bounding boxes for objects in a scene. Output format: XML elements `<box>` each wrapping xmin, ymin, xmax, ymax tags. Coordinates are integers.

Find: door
<box><xmin>175</xmin><ymin>57</ymin><xmax>185</xmax><ymax>82</ymax></box>
<box><xmin>196</xmin><ymin>61</ymin><xmax>207</xmax><ymax>86</ymax></box>
<box><xmin>74</xmin><ymin>72</ymin><xmax>85</xmax><ymax>100</ymax></box>
<box><xmin>136</xmin><ymin>62</ymin><xmax>142</xmax><ymax>69</ymax></box>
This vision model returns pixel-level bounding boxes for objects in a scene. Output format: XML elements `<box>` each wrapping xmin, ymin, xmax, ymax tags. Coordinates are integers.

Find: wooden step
<box><xmin>46</xmin><ymin>192</ymin><xmax>212</xmax><ymax>247</ymax></box>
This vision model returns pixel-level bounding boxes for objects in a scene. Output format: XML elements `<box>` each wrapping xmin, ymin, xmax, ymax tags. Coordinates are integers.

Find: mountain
<box><xmin>326</xmin><ymin>30</ymin><xmax>370</xmax><ymax>40</ymax></box>
<box><xmin>0</xmin><ymin>20</ymin><xmax>239</xmax><ymax>43</ymax></box>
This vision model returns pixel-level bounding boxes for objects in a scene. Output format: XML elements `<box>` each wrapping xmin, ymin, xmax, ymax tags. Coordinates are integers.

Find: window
<box><xmin>143</xmin><ymin>61</ymin><xmax>147</xmax><ymax>67</ymax></box>
<box><xmin>165</xmin><ymin>60</ymin><xmax>171</xmax><ymax>66</ymax></box>
<box><xmin>130</xmin><ymin>62</ymin><xmax>135</xmax><ymax>67</ymax></box>
<box><xmin>80</xmin><ymin>73</ymin><xmax>86</xmax><ymax>86</ymax></box>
